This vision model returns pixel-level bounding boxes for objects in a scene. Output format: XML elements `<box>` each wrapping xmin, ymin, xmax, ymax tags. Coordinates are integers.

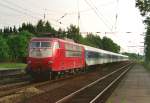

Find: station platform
<box><xmin>106</xmin><ymin>64</ymin><xmax>150</xmax><ymax>103</ymax></box>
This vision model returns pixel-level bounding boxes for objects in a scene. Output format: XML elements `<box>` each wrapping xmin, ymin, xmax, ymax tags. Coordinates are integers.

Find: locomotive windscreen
<box><xmin>30</xmin><ymin>42</ymin><xmax>51</xmax><ymax>48</ymax></box>
<box><xmin>29</xmin><ymin>41</ymin><xmax>52</xmax><ymax>58</ymax></box>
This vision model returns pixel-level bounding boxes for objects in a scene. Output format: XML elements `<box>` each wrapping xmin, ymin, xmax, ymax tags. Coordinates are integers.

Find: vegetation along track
<box><xmin>56</xmin><ymin>63</ymin><xmax>133</xmax><ymax>103</ymax></box>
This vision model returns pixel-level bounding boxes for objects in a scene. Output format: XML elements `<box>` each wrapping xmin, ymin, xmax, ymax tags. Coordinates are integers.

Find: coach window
<box><xmin>103</xmin><ymin>53</ymin><xmax>106</xmax><ymax>58</ymax></box>
<box><xmin>109</xmin><ymin>54</ymin><xmax>111</xmax><ymax>58</ymax></box>
<box><xmin>95</xmin><ymin>52</ymin><xmax>99</xmax><ymax>58</ymax></box>
<box><xmin>99</xmin><ymin>53</ymin><xmax>102</xmax><ymax>58</ymax></box>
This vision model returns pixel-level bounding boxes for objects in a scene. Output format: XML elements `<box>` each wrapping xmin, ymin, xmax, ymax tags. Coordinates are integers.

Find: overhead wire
<box><xmin>0</xmin><ymin>0</ymin><xmax>61</xmax><ymax>28</ymax></box>
<box><xmin>0</xmin><ymin>1</ymin><xmax>40</xmax><ymax>20</ymax></box>
<box><xmin>89</xmin><ymin>0</ymin><xmax>114</xmax><ymax>30</ymax></box>
<box><xmin>63</xmin><ymin>0</ymin><xmax>116</xmax><ymax>15</ymax></box>
<box><xmin>0</xmin><ymin>0</ymin><xmax>118</xmax><ymax>30</ymax></box>
<box><xmin>3</xmin><ymin>0</ymin><xmax>41</xmax><ymax>15</ymax></box>
<box><xmin>114</xmin><ymin>0</ymin><xmax>119</xmax><ymax>32</ymax></box>
<box><xmin>84</xmin><ymin>0</ymin><xmax>112</xmax><ymax>31</ymax></box>
<box><xmin>21</xmin><ymin>0</ymin><xmax>68</xmax><ymax>24</ymax></box>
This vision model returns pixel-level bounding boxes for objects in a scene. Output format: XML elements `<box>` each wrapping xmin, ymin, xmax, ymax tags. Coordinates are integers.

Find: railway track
<box><xmin>0</xmin><ymin>69</ymin><xmax>89</xmax><ymax>98</ymax></box>
<box><xmin>0</xmin><ymin>73</ymin><xmax>30</xmax><ymax>86</ymax></box>
<box><xmin>0</xmin><ymin>62</ymin><xmax>132</xmax><ymax>103</ymax></box>
<box><xmin>0</xmin><ymin>68</ymin><xmax>30</xmax><ymax>86</ymax></box>
<box><xmin>0</xmin><ymin>69</ymin><xmax>25</xmax><ymax>78</ymax></box>
<box><xmin>55</xmin><ymin>63</ymin><xmax>133</xmax><ymax>103</ymax></box>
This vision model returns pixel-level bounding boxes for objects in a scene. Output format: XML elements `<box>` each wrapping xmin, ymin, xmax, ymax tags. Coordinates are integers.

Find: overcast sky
<box><xmin>0</xmin><ymin>0</ymin><xmax>145</xmax><ymax>54</ymax></box>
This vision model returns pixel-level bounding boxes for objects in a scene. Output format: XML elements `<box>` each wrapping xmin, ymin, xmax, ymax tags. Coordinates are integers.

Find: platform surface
<box><xmin>106</xmin><ymin>64</ymin><xmax>150</xmax><ymax>103</ymax></box>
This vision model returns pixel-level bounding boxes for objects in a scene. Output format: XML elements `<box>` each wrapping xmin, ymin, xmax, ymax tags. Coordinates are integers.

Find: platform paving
<box><xmin>106</xmin><ymin>64</ymin><xmax>150</xmax><ymax>103</ymax></box>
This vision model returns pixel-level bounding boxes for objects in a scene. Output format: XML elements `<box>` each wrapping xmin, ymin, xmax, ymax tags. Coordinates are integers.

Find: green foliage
<box><xmin>143</xmin><ymin>61</ymin><xmax>150</xmax><ymax>70</ymax></box>
<box><xmin>145</xmin><ymin>27</ymin><xmax>150</xmax><ymax>62</ymax></box>
<box><xmin>102</xmin><ymin>37</ymin><xmax>120</xmax><ymax>53</ymax></box>
<box><xmin>122</xmin><ymin>52</ymin><xmax>144</xmax><ymax>61</ymax></box>
<box><xmin>83</xmin><ymin>34</ymin><xmax>102</xmax><ymax>48</ymax></box>
<box><xmin>36</xmin><ymin>20</ymin><xmax>45</xmax><ymax>32</ymax></box>
<box><xmin>36</xmin><ymin>20</ymin><xmax>55</xmax><ymax>33</ymax></box>
<box><xmin>13</xmin><ymin>26</ymin><xmax>18</xmax><ymax>33</ymax></box>
<box><xmin>0</xmin><ymin>21</ymin><xmax>121</xmax><ymax>62</ymax></box>
<box><xmin>18</xmin><ymin>20</ymin><xmax>57</xmax><ymax>37</ymax></box>
<box><xmin>66</xmin><ymin>24</ymin><xmax>81</xmax><ymax>42</ymax></box>
<box><xmin>0</xmin><ymin>63</ymin><xmax>26</xmax><ymax>70</ymax></box>
<box><xmin>19</xmin><ymin>30</ymin><xmax>34</xmax><ymax>39</ymax></box>
<box><xmin>45</xmin><ymin>21</ymin><xmax>55</xmax><ymax>33</ymax></box>
<box><xmin>136</xmin><ymin>0</ymin><xmax>150</xmax><ymax>16</ymax></box>
<box><xmin>66</xmin><ymin>25</ymin><xmax>120</xmax><ymax>52</ymax></box>
<box><xmin>19</xmin><ymin>23</ymin><xmax>35</xmax><ymax>33</ymax></box>
<box><xmin>0</xmin><ymin>36</ymin><xmax>10</xmax><ymax>61</ymax></box>
<box><xmin>0</xmin><ymin>29</ymin><xmax>2</xmax><ymax>33</ymax></box>
<box><xmin>7</xmin><ymin>31</ymin><xmax>34</xmax><ymax>62</ymax></box>
<box><xmin>57</xmin><ymin>28</ymin><xmax>66</xmax><ymax>38</ymax></box>
<box><xmin>15</xmin><ymin>34</ymin><xmax>28</xmax><ymax>57</ymax></box>
<box><xmin>136</xmin><ymin>0</ymin><xmax>150</xmax><ymax>65</ymax></box>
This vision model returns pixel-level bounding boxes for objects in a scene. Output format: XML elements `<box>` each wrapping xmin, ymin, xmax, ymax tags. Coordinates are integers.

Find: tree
<box><xmin>102</xmin><ymin>37</ymin><xmax>120</xmax><ymax>53</ymax></box>
<box><xmin>3</xmin><ymin>27</ymin><xmax>10</xmax><ymax>34</ymax></box>
<box><xmin>9</xmin><ymin>27</ymin><xmax>13</xmax><ymax>33</ymax></box>
<box><xmin>67</xmin><ymin>24</ymin><xmax>82</xmax><ymax>43</ymax></box>
<box><xmin>0</xmin><ymin>29</ymin><xmax>2</xmax><ymax>33</ymax></box>
<box><xmin>3</xmin><ymin>27</ymin><xmax>11</xmax><ymax>37</ymax></box>
<box><xmin>144</xmin><ymin>26</ymin><xmax>150</xmax><ymax>62</ymax></box>
<box><xmin>136</xmin><ymin>0</ymin><xmax>150</xmax><ymax>64</ymax></box>
<box><xmin>13</xmin><ymin>26</ymin><xmax>17</xmax><ymax>33</ymax></box>
<box><xmin>83</xmin><ymin>34</ymin><xmax>102</xmax><ymax>48</ymax></box>
<box><xmin>26</xmin><ymin>23</ymin><xmax>35</xmax><ymax>33</ymax></box>
<box><xmin>0</xmin><ymin>36</ymin><xmax>9</xmax><ymax>61</ymax></box>
<box><xmin>45</xmin><ymin>21</ymin><xmax>52</xmax><ymax>32</ymax></box>
<box><xmin>44</xmin><ymin>21</ymin><xmax>56</xmax><ymax>36</ymax></box>
<box><xmin>7</xmin><ymin>31</ymin><xmax>34</xmax><ymax>62</ymax></box>
<box><xmin>136</xmin><ymin>0</ymin><xmax>150</xmax><ymax>16</ymax></box>
<box><xmin>18</xmin><ymin>23</ymin><xmax>26</xmax><ymax>32</ymax></box>
<box><xmin>123</xmin><ymin>52</ymin><xmax>144</xmax><ymax>61</ymax></box>
<box><xmin>18</xmin><ymin>23</ymin><xmax>35</xmax><ymax>33</ymax></box>
<box><xmin>36</xmin><ymin>20</ymin><xmax>45</xmax><ymax>32</ymax></box>
<box><xmin>57</xmin><ymin>28</ymin><xmax>66</xmax><ymax>38</ymax></box>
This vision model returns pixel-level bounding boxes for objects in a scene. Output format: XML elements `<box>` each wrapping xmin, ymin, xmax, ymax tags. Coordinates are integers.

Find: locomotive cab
<box><xmin>26</xmin><ymin>38</ymin><xmax>60</xmax><ymax>79</ymax></box>
<box><xmin>26</xmin><ymin>37</ymin><xmax>85</xmax><ymax>80</ymax></box>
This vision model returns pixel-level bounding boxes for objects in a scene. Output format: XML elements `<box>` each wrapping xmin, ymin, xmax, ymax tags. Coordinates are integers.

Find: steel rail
<box><xmin>56</xmin><ymin>63</ymin><xmax>132</xmax><ymax>103</ymax></box>
<box><xmin>0</xmin><ymin>69</ymin><xmax>89</xmax><ymax>98</ymax></box>
<box><xmin>90</xmin><ymin>65</ymin><xmax>131</xmax><ymax>103</ymax></box>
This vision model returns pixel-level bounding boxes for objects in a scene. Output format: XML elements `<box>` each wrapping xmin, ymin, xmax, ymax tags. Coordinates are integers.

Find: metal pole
<box><xmin>77</xmin><ymin>0</ymin><xmax>80</xmax><ymax>28</ymax></box>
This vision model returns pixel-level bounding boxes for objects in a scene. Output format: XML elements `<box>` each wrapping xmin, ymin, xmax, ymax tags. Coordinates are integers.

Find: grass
<box><xmin>0</xmin><ymin>63</ymin><xmax>27</xmax><ymax>70</ymax></box>
<box><xmin>141</xmin><ymin>62</ymin><xmax>150</xmax><ymax>71</ymax></box>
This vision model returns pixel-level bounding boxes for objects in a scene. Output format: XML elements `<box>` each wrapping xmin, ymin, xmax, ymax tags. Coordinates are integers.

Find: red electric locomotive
<box><xmin>26</xmin><ymin>38</ymin><xmax>85</xmax><ymax>79</ymax></box>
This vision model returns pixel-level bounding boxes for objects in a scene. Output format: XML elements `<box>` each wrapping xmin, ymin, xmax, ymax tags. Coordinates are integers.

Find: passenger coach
<box><xmin>83</xmin><ymin>45</ymin><xmax>128</xmax><ymax>66</ymax></box>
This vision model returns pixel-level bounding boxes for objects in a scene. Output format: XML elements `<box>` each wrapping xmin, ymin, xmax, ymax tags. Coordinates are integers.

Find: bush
<box><xmin>144</xmin><ymin>62</ymin><xmax>150</xmax><ymax>70</ymax></box>
<box><xmin>7</xmin><ymin>31</ymin><xmax>34</xmax><ymax>62</ymax></box>
<box><xmin>0</xmin><ymin>36</ymin><xmax>10</xmax><ymax>62</ymax></box>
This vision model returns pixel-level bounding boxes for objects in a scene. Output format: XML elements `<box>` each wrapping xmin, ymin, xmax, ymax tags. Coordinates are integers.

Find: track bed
<box><xmin>22</xmin><ymin>62</ymin><xmax>131</xmax><ymax>103</ymax></box>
